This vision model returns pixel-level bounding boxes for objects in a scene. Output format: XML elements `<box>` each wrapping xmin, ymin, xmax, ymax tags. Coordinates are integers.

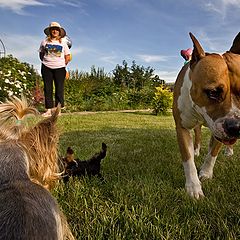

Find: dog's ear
<box><xmin>20</xmin><ymin>104</ymin><xmax>61</xmax><ymax>189</ymax></box>
<box><xmin>189</xmin><ymin>32</ymin><xmax>205</xmax><ymax>68</ymax></box>
<box><xmin>229</xmin><ymin>32</ymin><xmax>240</xmax><ymax>54</ymax></box>
<box><xmin>67</xmin><ymin>147</ymin><xmax>74</xmax><ymax>155</ymax></box>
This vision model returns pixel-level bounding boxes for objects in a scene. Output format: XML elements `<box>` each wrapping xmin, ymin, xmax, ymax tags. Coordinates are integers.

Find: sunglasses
<box><xmin>50</xmin><ymin>27</ymin><xmax>60</xmax><ymax>31</ymax></box>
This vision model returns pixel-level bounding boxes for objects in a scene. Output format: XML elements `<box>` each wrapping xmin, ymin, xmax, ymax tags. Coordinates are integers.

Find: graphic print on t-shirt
<box><xmin>45</xmin><ymin>44</ymin><xmax>63</xmax><ymax>57</ymax></box>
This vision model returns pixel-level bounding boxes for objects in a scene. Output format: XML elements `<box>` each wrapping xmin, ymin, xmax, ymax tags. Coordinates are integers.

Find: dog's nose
<box><xmin>223</xmin><ymin>119</ymin><xmax>240</xmax><ymax>138</ymax></box>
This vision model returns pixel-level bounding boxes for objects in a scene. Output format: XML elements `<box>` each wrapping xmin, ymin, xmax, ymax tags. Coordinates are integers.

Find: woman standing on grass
<box><xmin>39</xmin><ymin>21</ymin><xmax>71</xmax><ymax>117</ymax></box>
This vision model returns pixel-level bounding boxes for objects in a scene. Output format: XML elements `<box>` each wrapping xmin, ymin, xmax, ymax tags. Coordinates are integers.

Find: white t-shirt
<box><xmin>39</xmin><ymin>39</ymin><xmax>70</xmax><ymax>69</ymax></box>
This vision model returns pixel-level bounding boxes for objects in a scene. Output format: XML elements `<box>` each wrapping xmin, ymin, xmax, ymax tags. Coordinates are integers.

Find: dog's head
<box><xmin>62</xmin><ymin>147</ymin><xmax>75</xmax><ymax>165</ymax></box>
<box><xmin>188</xmin><ymin>32</ymin><xmax>240</xmax><ymax>145</ymax></box>
<box><xmin>0</xmin><ymin>96</ymin><xmax>60</xmax><ymax>189</ymax></box>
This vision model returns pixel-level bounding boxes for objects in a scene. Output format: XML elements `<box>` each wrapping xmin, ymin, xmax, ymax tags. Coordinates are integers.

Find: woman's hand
<box><xmin>65</xmin><ymin>54</ymin><xmax>71</xmax><ymax>65</ymax></box>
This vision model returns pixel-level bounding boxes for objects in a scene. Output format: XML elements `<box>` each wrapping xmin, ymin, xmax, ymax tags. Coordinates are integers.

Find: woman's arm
<box><xmin>39</xmin><ymin>52</ymin><xmax>44</xmax><ymax>61</ymax></box>
<box><xmin>39</xmin><ymin>43</ymin><xmax>45</xmax><ymax>61</ymax></box>
<box><xmin>65</xmin><ymin>54</ymin><xmax>71</xmax><ymax>65</ymax></box>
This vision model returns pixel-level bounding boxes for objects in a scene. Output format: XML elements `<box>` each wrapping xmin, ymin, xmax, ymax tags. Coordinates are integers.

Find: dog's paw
<box><xmin>199</xmin><ymin>170</ymin><xmax>213</xmax><ymax>181</ymax></box>
<box><xmin>185</xmin><ymin>183</ymin><xmax>204</xmax><ymax>199</ymax></box>
<box><xmin>194</xmin><ymin>143</ymin><xmax>200</xmax><ymax>157</ymax></box>
<box><xmin>224</xmin><ymin>146</ymin><xmax>233</xmax><ymax>157</ymax></box>
<box><xmin>194</xmin><ymin>148</ymin><xmax>200</xmax><ymax>157</ymax></box>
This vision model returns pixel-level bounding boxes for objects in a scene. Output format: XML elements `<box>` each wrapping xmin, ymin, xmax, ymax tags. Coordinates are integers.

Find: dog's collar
<box><xmin>16</xmin><ymin>119</ymin><xmax>22</xmax><ymax>125</ymax></box>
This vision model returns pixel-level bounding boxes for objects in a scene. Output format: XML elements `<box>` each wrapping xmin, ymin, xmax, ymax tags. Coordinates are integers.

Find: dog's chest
<box><xmin>177</xmin><ymin>68</ymin><xmax>204</xmax><ymax>129</ymax></box>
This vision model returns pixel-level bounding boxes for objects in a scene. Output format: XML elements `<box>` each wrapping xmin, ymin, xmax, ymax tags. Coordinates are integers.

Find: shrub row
<box><xmin>0</xmin><ymin>56</ymin><xmax>173</xmax><ymax>114</ymax></box>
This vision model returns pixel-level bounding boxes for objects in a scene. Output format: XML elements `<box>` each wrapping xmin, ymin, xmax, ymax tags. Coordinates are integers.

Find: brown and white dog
<box><xmin>173</xmin><ymin>32</ymin><xmax>240</xmax><ymax>199</ymax></box>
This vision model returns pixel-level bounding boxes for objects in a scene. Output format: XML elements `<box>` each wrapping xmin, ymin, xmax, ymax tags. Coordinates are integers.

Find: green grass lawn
<box><xmin>54</xmin><ymin>111</ymin><xmax>240</xmax><ymax>240</ymax></box>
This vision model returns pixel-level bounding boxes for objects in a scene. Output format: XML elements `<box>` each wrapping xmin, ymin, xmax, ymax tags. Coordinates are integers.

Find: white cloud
<box><xmin>2</xmin><ymin>34</ymin><xmax>42</xmax><ymax>71</ymax></box>
<box><xmin>192</xmin><ymin>30</ymin><xmax>232</xmax><ymax>52</ymax></box>
<box><xmin>0</xmin><ymin>0</ymin><xmax>85</xmax><ymax>15</ymax></box>
<box><xmin>100</xmin><ymin>55</ymin><xmax>117</xmax><ymax>65</ymax></box>
<box><xmin>137</xmin><ymin>54</ymin><xmax>169</xmax><ymax>63</ymax></box>
<box><xmin>61</xmin><ymin>0</ymin><xmax>83</xmax><ymax>7</ymax></box>
<box><xmin>3</xmin><ymin>34</ymin><xmax>39</xmax><ymax>57</ymax></box>
<box><xmin>202</xmin><ymin>0</ymin><xmax>240</xmax><ymax>17</ymax></box>
<box><xmin>155</xmin><ymin>70</ymin><xmax>178</xmax><ymax>83</ymax></box>
<box><xmin>0</xmin><ymin>0</ymin><xmax>47</xmax><ymax>14</ymax></box>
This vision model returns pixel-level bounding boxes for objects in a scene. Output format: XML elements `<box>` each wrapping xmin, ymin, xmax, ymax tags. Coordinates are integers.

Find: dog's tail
<box><xmin>89</xmin><ymin>142</ymin><xmax>107</xmax><ymax>163</ymax></box>
<box><xmin>0</xmin><ymin>96</ymin><xmax>38</xmax><ymax>140</ymax></box>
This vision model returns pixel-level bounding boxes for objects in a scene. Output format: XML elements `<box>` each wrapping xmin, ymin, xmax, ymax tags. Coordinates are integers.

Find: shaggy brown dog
<box><xmin>0</xmin><ymin>97</ymin><xmax>74</xmax><ymax>240</ymax></box>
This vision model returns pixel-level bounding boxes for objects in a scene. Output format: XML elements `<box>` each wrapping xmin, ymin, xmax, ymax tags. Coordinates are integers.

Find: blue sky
<box><xmin>0</xmin><ymin>0</ymin><xmax>240</xmax><ymax>82</ymax></box>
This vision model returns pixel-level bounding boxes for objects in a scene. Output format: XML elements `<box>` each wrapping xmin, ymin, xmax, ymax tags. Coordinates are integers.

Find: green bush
<box><xmin>65</xmin><ymin>68</ymin><xmax>155</xmax><ymax>111</ymax></box>
<box><xmin>0</xmin><ymin>55</ymin><xmax>39</xmax><ymax>102</ymax></box>
<box><xmin>64</xmin><ymin>78</ymin><xmax>84</xmax><ymax>111</ymax></box>
<box><xmin>152</xmin><ymin>85</ymin><xmax>173</xmax><ymax>115</ymax></box>
<box><xmin>0</xmin><ymin>55</ymin><xmax>172</xmax><ymax>112</ymax></box>
<box><xmin>126</xmin><ymin>87</ymin><xmax>155</xmax><ymax>109</ymax></box>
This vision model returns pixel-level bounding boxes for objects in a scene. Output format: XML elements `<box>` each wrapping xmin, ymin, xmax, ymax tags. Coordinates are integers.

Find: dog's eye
<box><xmin>204</xmin><ymin>87</ymin><xmax>223</xmax><ymax>102</ymax></box>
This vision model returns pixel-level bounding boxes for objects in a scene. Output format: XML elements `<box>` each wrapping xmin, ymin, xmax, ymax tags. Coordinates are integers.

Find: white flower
<box><xmin>15</xmin><ymin>83</ymin><xmax>21</xmax><ymax>88</ymax></box>
<box><xmin>8</xmin><ymin>90</ymin><xmax>13</xmax><ymax>96</ymax></box>
<box><xmin>18</xmin><ymin>70</ymin><xmax>26</xmax><ymax>76</ymax></box>
<box><xmin>4</xmin><ymin>71</ymin><xmax>11</xmax><ymax>77</ymax></box>
<box><xmin>4</xmin><ymin>79</ymin><xmax>10</xmax><ymax>84</ymax></box>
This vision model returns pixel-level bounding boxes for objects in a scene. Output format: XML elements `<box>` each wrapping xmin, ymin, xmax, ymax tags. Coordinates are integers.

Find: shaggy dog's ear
<box><xmin>20</xmin><ymin>104</ymin><xmax>61</xmax><ymax>189</ymax></box>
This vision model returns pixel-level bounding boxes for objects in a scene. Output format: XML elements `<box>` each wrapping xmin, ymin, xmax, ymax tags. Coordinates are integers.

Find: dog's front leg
<box><xmin>193</xmin><ymin>124</ymin><xmax>202</xmax><ymax>156</ymax></box>
<box><xmin>199</xmin><ymin>135</ymin><xmax>222</xmax><ymax>180</ymax></box>
<box><xmin>176</xmin><ymin>126</ymin><xmax>204</xmax><ymax>199</ymax></box>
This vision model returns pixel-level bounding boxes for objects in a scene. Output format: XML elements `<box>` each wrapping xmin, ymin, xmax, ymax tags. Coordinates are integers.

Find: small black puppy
<box><xmin>61</xmin><ymin>143</ymin><xmax>107</xmax><ymax>182</ymax></box>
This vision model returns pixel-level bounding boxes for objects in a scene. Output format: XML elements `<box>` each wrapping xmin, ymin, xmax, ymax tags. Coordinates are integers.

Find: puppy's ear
<box><xmin>20</xmin><ymin>104</ymin><xmax>60</xmax><ymax>189</ymax></box>
<box><xmin>67</xmin><ymin>147</ymin><xmax>74</xmax><ymax>155</ymax></box>
<box><xmin>229</xmin><ymin>32</ymin><xmax>240</xmax><ymax>54</ymax></box>
<box><xmin>189</xmin><ymin>32</ymin><xmax>205</xmax><ymax>68</ymax></box>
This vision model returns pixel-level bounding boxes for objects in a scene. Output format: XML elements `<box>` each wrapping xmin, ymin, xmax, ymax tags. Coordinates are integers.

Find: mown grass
<box><xmin>54</xmin><ymin>111</ymin><xmax>240</xmax><ymax>240</ymax></box>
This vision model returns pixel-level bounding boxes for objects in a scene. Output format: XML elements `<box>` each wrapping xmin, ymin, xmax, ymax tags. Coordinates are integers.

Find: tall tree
<box><xmin>112</xmin><ymin>60</ymin><xmax>165</xmax><ymax>90</ymax></box>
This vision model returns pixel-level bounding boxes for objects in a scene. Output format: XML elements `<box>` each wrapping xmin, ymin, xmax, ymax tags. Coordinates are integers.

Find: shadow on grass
<box><xmin>56</xmin><ymin>123</ymin><xmax>240</xmax><ymax>240</ymax></box>
<box><xmin>59</xmin><ymin>126</ymin><xmax>184</xmax><ymax>191</ymax></box>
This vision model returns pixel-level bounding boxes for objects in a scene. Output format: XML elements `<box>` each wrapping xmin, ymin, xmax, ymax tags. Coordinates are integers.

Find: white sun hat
<box><xmin>44</xmin><ymin>22</ymin><xmax>66</xmax><ymax>38</ymax></box>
